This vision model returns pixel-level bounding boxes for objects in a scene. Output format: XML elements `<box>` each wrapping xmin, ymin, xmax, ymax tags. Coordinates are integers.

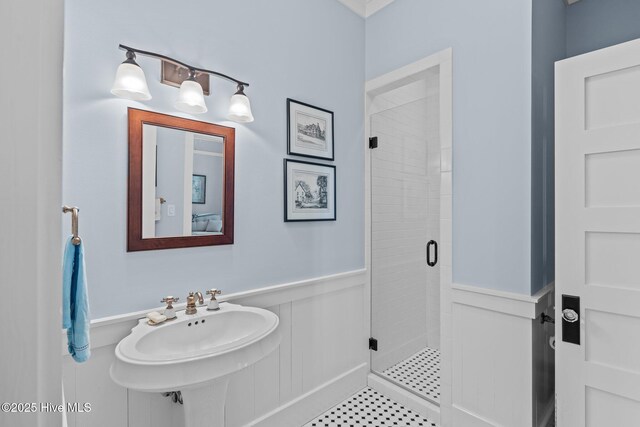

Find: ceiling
<box><xmin>337</xmin><ymin>0</ymin><xmax>580</xmax><ymax>18</ymax></box>
<box><xmin>336</xmin><ymin>0</ymin><xmax>395</xmax><ymax>18</ymax></box>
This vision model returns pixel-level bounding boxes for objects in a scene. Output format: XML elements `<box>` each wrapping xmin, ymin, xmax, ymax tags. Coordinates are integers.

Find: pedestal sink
<box><xmin>110</xmin><ymin>302</ymin><xmax>280</xmax><ymax>427</ymax></box>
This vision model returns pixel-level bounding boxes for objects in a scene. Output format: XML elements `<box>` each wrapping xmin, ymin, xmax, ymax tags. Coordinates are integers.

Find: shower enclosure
<box><xmin>369</xmin><ymin>66</ymin><xmax>441</xmax><ymax>405</ymax></box>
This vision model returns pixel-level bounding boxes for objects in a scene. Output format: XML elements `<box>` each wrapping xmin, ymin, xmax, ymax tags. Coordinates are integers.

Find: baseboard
<box><xmin>248</xmin><ymin>363</ymin><xmax>368</xmax><ymax>427</ymax></box>
<box><xmin>367</xmin><ymin>373</ymin><xmax>440</xmax><ymax>424</ymax></box>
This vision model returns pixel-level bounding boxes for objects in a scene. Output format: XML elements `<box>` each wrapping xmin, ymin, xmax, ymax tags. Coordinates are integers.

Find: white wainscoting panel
<box><xmin>62</xmin><ymin>345</ymin><xmax>129</xmax><ymax>427</ymax></box>
<box><xmin>62</xmin><ymin>270</ymin><xmax>367</xmax><ymax>427</ymax></box>
<box><xmin>450</xmin><ymin>283</ymin><xmax>555</xmax><ymax>427</ymax></box>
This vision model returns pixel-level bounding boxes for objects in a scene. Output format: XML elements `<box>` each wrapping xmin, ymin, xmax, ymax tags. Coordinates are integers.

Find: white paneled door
<box><xmin>556</xmin><ymin>39</ymin><xmax>640</xmax><ymax>426</ymax></box>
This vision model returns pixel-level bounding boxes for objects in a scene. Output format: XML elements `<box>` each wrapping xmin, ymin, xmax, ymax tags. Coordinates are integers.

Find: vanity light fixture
<box><xmin>111</xmin><ymin>51</ymin><xmax>152</xmax><ymax>101</ymax></box>
<box><xmin>228</xmin><ymin>84</ymin><xmax>254</xmax><ymax>123</ymax></box>
<box><xmin>111</xmin><ymin>44</ymin><xmax>253</xmax><ymax>122</ymax></box>
<box><xmin>175</xmin><ymin>69</ymin><xmax>208</xmax><ymax>114</ymax></box>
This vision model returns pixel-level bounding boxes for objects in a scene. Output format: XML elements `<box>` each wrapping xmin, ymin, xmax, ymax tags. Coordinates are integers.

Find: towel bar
<box><xmin>62</xmin><ymin>206</ymin><xmax>82</xmax><ymax>245</ymax></box>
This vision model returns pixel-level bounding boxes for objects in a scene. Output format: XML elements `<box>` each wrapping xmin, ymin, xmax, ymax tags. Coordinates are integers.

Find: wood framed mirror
<box><xmin>127</xmin><ymin>108</ymin><xmax>235</xmax><ymax>251</ymax></box>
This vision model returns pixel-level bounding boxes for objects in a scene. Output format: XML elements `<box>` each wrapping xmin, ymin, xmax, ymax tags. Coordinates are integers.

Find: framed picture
<box><xmin>284</xmin><ymin>159</ymin><xmax>336</xmax><ymax>222</ymax></box>
<box><xmin>287</xmin><ymin>98</ymin><xmax>334</xmax><ymax>161</ymax></box>
<box><xmin>192</xmin><ymin>174</ymin><xmax>206</xmax><ymax>204</ymax></box>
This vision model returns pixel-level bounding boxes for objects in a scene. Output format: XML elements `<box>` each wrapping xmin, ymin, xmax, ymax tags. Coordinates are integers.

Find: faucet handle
<box><xmin>161</xmin><ymin>296</ymin><xmax>179</xmax><ymax>308</ymax></box>
<box><xmin>206</xmin><ymin>289</ymin><xmax>222</xmax><ymax>300</ymax></box>
<box><xmin>206</xmin><ymin>289</ymin><xmax>222</xmax><ymax>311</ymax></box>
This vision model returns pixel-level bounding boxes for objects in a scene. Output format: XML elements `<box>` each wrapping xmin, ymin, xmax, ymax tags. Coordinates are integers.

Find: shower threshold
<box><xmin>377</xmin><ymin>347</ymin><xmax>441</xmax><ymax>404</ymax></box>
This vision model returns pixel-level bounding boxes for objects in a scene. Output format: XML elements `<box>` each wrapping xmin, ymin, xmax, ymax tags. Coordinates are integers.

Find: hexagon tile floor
<box><xmin>380</xmin><ymin>347</ymin><xmax>441</xmax><ymax>403</ymax></box>
<box><xmin>302</xmin><ymin>387</ymin><xmax>438</xmax><ymax>427</ymax></box>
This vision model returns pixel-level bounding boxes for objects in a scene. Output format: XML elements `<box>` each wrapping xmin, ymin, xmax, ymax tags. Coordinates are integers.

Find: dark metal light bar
<box><xmin>119</xmin><ymin>44</ymin><xmax>250</xmax><ymax>87</ymax></box>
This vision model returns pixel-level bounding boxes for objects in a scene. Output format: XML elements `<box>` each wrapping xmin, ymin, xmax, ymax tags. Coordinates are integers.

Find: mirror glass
<box><xmin>128</xmin><ymin>108</ymin><xmax>234</xmax><ymax>252</ymax></box>
<box><xmin>141</xmin><ymin>124</ymin><xmax>225</xmax><ymax>238</ymax></box>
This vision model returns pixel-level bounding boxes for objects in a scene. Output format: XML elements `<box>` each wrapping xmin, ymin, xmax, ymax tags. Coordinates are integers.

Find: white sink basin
<box><xmin>110</xmin><ymin>302</ymin><xmax>280</xmax><ymax>427</ymax></box>
<box><xmin>111</xmin><ymin>302</ymin><xmax>280</xmax><ymax>391</ymax></box>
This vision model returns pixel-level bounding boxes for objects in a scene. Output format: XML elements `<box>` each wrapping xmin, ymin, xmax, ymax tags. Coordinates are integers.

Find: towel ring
<box><xmin>62</xmin><ymin>206</ymin><xmax>82</xmax><ymax>246</ymax></box>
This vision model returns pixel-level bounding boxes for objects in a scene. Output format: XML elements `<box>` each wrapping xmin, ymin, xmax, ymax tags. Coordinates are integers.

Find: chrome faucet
<box><xmin>185</xmin><ymin>291</ymin><xmax>204</xmax><ymax>315</ymax></box>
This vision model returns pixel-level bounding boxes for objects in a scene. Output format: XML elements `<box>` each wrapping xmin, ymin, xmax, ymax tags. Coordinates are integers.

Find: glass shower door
<box><xmin>370</xmin><ymin>95</ymin><xmax>440</xmax><ymax>403</ymax></box>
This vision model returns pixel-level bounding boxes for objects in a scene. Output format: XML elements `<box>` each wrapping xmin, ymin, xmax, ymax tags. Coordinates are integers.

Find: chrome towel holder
<box><xmin>62</xmin><ymin>206</ymin><xmax>82</xmax><ymax>246</ymax></box>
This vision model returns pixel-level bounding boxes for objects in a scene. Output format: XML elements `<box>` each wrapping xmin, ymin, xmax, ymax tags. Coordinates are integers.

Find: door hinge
<box><xmin>369</xmin><ymin>337</ymin><xmax>378</xmax><ymax>351</ymax></box>
<box><xmin>369</xmin><ymin>136</ymin><xmax>378</xmax><ymax>149</ymax></box>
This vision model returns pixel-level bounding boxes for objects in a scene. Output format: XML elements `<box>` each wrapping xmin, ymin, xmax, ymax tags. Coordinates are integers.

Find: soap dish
<box><xmin>146</xmin><ymin>311</ymin><xmax>172</xmax><ymax>326</ymax></box>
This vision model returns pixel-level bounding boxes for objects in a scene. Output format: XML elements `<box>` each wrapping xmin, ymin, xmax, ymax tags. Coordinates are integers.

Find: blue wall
<box><xmin>367</xmin><ymin>0</ymin><xmax>533</xmax><ymax>294</ymax></box>
<box><xmin>567</xmin><ymin>0</ymin><xmax>640</xmax><ymax>57</ymax></box>
<box><xmin>64</xmin><ymin>0</ymin><xmax>365</xmax><ymax>318</ymax></box>
<box><xmin>531</xmin><ymin>0</ymin><xmax>566</xmax><ymax>294</ymax></box>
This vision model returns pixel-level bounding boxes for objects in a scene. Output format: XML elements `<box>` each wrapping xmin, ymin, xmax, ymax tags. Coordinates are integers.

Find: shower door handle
<box><xmin>426</xmin><ymin>240</ymin><xmax>438</xmax><ymax>267</ymax></box>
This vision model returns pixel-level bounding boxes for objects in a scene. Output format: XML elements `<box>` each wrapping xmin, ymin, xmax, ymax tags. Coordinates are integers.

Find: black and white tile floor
<box><xmin>381</xmin><ymin>347</ymin><xmax>441</xmax><ymax>403</ymax></box>
<box><xmin>303</xmin><ymin>388</ymin><xmax>438</xmax><ymax>427</ymax></box>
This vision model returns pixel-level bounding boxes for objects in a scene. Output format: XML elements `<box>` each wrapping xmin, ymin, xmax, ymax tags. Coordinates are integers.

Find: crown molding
<box><xmin>337</xmin><ymin>0</ymin><xmax>366</xmax><ymax>17</ymax></box>
<box><xmin>366</xmin><ymin>0</ymin><xmax>395</xmax><ymax>17</ymax></box>
<box><xmin>336</xmin><ymin>0</ymin><xmax>395</xmax><ymax>18</ymax></box>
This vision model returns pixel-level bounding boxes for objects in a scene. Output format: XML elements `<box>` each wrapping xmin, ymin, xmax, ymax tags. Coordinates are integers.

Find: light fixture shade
<box><xmin>175</xmin><ymin>79</ymin><xmax>208</xmax><ymax>114</ymax></box>
<box><xmin>111</xmin><ymin>62</ymin><xmax>152</xmax><ymax>101</ymax></box>
<box><xmin>228</xmin><ymin>92</ymin><xmax>254</xmax><ymax>123</ymax></box>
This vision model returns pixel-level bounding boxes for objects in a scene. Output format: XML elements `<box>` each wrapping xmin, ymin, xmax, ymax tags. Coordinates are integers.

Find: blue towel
<box><xmin>62</xmin><ymin>237</ymin><xmax>90</xmax><ymax>363</ymax></box>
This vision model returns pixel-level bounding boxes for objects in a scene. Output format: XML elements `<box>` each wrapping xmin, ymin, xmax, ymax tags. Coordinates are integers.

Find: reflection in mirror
<box><xmin>141</xmin><ymin>125</ymin><xmax>225</xmax><ymax>238</ymax></box>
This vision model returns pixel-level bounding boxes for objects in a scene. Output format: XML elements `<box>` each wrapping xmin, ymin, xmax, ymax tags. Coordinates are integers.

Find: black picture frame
<box><xmin>287</xmin><ymin>98</ymin><xmax>335</xmax><ymax>161</ymax></box>
<box><xmin>284</xmin><ymin>159</ymin><xmax>336</xmax><ymax>222</ymax></box>
<box><xmin>192</xmin><ymin>174</ymin><xmax>206</xmax><ymax>204</ymax></box>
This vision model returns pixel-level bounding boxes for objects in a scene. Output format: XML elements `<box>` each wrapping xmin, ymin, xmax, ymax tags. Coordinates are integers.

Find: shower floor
<box><xmin>380</xmin><ymin>347</ymin><xmax>441</xmax><ymax>403</ymax></box>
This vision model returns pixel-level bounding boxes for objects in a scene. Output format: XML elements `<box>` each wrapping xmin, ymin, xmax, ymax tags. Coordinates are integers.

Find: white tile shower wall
<box><xmin>61</xmin><ymin>270</ymin><xmax>367</xmax><ymax>427</ymax></box>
